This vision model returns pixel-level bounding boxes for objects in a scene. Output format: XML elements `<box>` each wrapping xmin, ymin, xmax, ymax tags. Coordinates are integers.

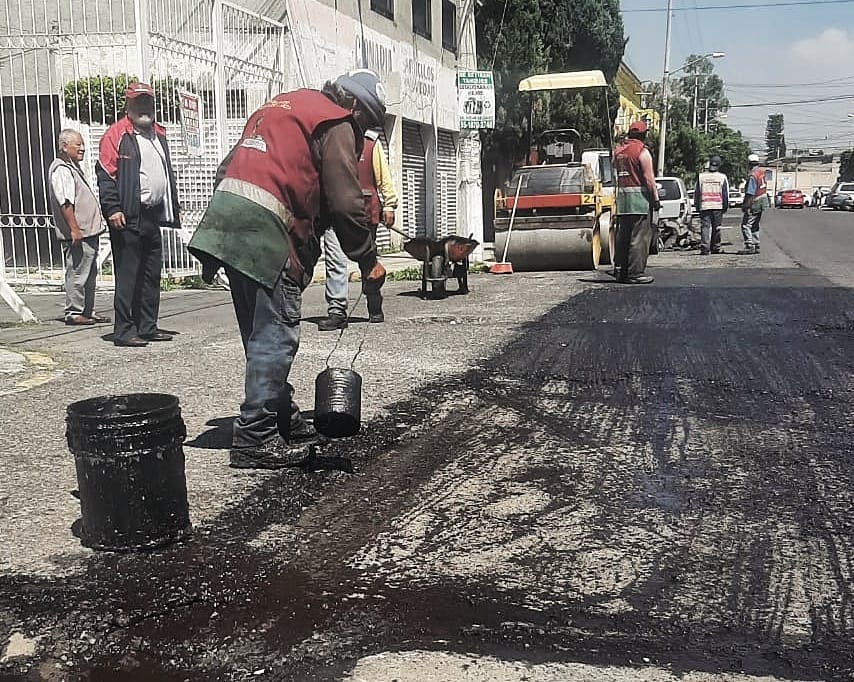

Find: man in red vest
<box><xmin>613</xmin><ymin>120</ymin><xmax>660</xmax><ymax>284</ymax></box>
<box><xmin>189</xmin><ymin>70</ymin><xmax>387</xmax><ymax>470</ymax></box>
<box><xmin>739</xmin><ymin>153</ymin><xmax>769</xmax><ymax>254</ymax></box>
<box><xmin>319</xmin><ymin>122</ymin><xmax>398</xmax><ymax>329</ymax></box>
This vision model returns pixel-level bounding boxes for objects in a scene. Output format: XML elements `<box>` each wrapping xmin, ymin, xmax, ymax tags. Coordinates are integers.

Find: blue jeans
<box><xmin>226</xmin><ymin>266</ymin><xmax>303</xmax><ymax>448</ymax></box>
<box><xmin>323</xmin><ymin>226</ymin><xmax>348</xmax><ymax>316</ymax></box>
<box><xmin>741</xmin><ymin>210</ymin><xmax>762</xmax><ymax>248</ymax></box>
<box><xmin>324</xmin><ymin>225</ymin><xmax>384</xmax><ymax>315</ymax></box>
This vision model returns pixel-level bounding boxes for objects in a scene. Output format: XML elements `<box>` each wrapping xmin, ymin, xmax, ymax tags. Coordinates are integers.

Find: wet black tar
<box><xmin>2</xmin><ymin>264</ymin><xmax>854</xmax><ymax>681</ymax></box>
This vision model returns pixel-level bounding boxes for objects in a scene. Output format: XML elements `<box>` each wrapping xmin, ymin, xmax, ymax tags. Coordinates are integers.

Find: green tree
<box><xmin>62</xmin><ymin>74</ymin><xmax>191</xmax><ymax>124</ymax></box>
<box><xmin>672</xmin><ymin>55</ymin><xmax>728</xmax><ymax>127</ymax></box>
<box><xmin>649</xmin><ymin>89</ymin><xmax>750</xmax><ymax>189</ymax></box>
<box><xmin>701</xmin><ymin>126</ymin><xmax>752</xmax><ymax>188</ymax></box>
<box><xmin>476</xmin><ymin>0</ymin><xmax>625</xmax><ymax>159</ymax></box>
<box><xmin>764</xmin><ymin>113</ymin><xmax>785</xmax><ymax>162</ymax></box>
<box><xmin>63</xmin><ymin>74</ymin><xmax>136</xmax><ymax>124</ymax></box>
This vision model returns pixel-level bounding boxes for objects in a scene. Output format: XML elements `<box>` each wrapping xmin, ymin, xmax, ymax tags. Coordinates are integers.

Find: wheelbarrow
<box><xmin>400</xmin><ymin>233</ymin><xmax>479</xmax><ymax>299</ymax></box>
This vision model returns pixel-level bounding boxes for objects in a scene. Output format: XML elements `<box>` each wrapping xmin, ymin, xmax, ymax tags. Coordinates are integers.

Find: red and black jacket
<box><xmin>95</xmin><ymin>116</ymin><xmax>181</xmax><ymax>229</ymax></box>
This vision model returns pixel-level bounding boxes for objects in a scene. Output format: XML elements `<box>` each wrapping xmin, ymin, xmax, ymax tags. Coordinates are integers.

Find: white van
<box><xmin>655</xmin><ymin>176</ymin><xmax>691</xmax><ymax>228</ymax></box>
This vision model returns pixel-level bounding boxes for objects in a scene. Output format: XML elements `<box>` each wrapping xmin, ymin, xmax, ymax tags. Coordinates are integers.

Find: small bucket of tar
<box><xmin>66</xmin><ymin>393</ymin><xmax>192</xmax><ymax>551</ymax></box>
<box><xmin>314</xmin><ymin>367</ymin><xmax>362</xmax><ymax>438</ymax></box>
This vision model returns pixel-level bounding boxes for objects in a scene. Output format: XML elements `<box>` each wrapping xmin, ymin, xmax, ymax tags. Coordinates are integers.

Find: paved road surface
<box><xmin>1</xmin><ymin>208</ymin><xmax>852</xmax><ymax>681</ymax></box>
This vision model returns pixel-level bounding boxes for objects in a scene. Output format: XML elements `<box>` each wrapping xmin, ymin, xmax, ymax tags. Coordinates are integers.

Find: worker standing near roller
<box><xmin>612</xmin><ymin>120</ymin><xmax>660</xmax><ymax>284</ymax></box>
<box><xmin>739</xmin><ymin>153</ymin><xmax>768</xmax><ymax>255</ymax></box>
<box><xmin>188</xmin><ymin>70</ymin><xmax>387</xmax><ymax>470</ymax></box>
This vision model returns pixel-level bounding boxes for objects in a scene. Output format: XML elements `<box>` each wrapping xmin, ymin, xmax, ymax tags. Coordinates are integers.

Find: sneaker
<box><xmin>737</xmin><ymin>247</ymin><xmax>756</xmax><ymax>255</ymax></box>
<box><xmin>229</xmin><ymin>437</ymin><xmax>311</xmax><ymax>469</ymax></box>
<box><xmin>317</xmin><ymin>313</ymin><xmax>348</xmax><ymax>331</ymax></box>
<box><xmin>369</xmin><ymin>312</ymin><xmax>385</xmax><ymax>323</ymax></box>
<box><xmin>754</xmin><ymin>245</ymin><xmax>761</xmax><ymax>253</ymax></box>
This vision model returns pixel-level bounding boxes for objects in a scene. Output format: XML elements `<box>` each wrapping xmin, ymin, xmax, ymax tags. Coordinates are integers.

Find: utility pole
<box><xmin>656</xmin><ymin>0</ymin><xmax>673</xmax><ymax>176</ymax></box>
<box><xmin>692</xmin><ymin>70</ymin><xmax>699</xmax><ymax>129</ymax></box>
<box><xmin>795</xmin><ymin>143</ymin><xmax>799</xmax><ymax>189</ymax></box>
<box><xmin>457</xmin><ymin>0</ymin><xmax>484</xmax><ymax>261</ymax></box>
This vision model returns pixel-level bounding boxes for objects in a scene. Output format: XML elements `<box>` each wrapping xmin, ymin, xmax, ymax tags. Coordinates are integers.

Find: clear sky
<box><xmin>620</xmin><ymin>0</ymin><xmax>854</xmax><ymax>155</ymax></box>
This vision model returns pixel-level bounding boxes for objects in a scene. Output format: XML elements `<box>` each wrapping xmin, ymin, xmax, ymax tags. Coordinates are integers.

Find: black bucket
<box><xmin>314</xmin><ymin>368</ymin><xmax>362</xmax><ymax>438</ymax></box>
<box><xmin>66</xmin><ymin>393</ymin><xmax>191</xmax><ymax>552</ymax></box>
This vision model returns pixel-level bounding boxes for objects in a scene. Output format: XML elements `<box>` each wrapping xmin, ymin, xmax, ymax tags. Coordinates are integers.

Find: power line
<box><xmin>623</xmin><ymin>0</ymin><xmax>854</xmax><ymax>11</ymax></box>
<box><xmin>729</xmin><ymin>94</ymin><xmax>854</xmax><ymax>107</ymax></box>
<box><xmin>726</xmin><ymin>75</ymin><xmax>854</xmax><ymax>88</ymax></box>
<box><xmin>489</xmin><ymin>0</ymin><xmax>511</xmax><ymax>72</ymax></box>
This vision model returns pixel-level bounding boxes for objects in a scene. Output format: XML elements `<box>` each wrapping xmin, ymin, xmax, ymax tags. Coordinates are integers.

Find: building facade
<box><xmin>613</xmin><ymin>61</ymin><xmax>659</xmax><ymax>137</ymax></box>
<box><xmin>0</xmin><ymin>0</ymin><xmax>473</xmax><ymax>285</ymax></box>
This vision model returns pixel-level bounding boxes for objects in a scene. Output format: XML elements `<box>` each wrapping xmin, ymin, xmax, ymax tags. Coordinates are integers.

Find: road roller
<box><xmin>493</xmin><ymin>70</ymin><xmax>616</xmax><ymax>271</ymax></box>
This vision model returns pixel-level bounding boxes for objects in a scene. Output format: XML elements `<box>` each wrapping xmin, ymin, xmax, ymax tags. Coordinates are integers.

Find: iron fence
<box><xmin>0</xmin><ymin>0</ymin><xmax>290</xmax><ymax>287</ymax></box>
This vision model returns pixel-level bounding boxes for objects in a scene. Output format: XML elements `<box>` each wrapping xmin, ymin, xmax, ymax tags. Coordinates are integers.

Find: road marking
<box><xmin>0</xmin><ymin>348</ymin><xmax>62</xmax><ymax>396</ymax></box>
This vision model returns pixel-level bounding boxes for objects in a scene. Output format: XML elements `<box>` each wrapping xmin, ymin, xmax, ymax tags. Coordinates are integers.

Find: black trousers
<box><xmin>109</xmin><ymin>209</ymin><xmax>163</xmax><ymax>341</ymax></box>
<box><xmin>614</xmin><ymin>213</ymin><xmax>652</xmax><ymax>280</ymax></box>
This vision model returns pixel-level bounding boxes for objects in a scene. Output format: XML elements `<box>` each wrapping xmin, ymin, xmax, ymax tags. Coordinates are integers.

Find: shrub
<box><xmin>63</xmin><ymin>74</ymin><xmax>136</xmax><ymax>124</ymax></box>
<box><xmin>63</xmin><ymin>74</ymin><xmax>194</xmax><ymax>124</ymax></box>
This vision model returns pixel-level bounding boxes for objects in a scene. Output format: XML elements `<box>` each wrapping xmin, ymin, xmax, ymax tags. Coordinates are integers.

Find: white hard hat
<box><xmin>748</xmin><ymin>153</ymin><xmax>760</xmax><ymax>163</ymax></box>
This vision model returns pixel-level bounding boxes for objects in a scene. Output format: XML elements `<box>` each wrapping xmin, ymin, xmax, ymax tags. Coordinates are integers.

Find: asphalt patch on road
<box><xmin>1</xmin><ymin>268</ymin><xmax>854</xmax><ymax>681</ymax></box>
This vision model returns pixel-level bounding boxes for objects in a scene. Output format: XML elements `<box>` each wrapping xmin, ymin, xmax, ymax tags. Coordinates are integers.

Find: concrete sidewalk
<box><xmin>0</xmin><ymin>263</ymin><xmax>542</xmax><ymax>577</ymax></box>
<box><xmin>311</xmin><ymin>249</ymin><xmax>425</xmax><ymax>283</ymax></box>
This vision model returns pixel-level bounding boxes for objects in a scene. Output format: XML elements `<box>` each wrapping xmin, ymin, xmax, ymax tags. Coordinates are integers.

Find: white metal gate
<box><xmin>0</xmin><ymin>0</ymin><xmax>288</xmax><ymax>287</ymax></box>
<box><xmin>435</xmin><ymin>129</ymin><xmax>458</xmax><ymax>239</ymax></box>
<box><xmin>401</xmin><ymin>120</ymin><xmax>427</xmax><ymax>239</ymax></box>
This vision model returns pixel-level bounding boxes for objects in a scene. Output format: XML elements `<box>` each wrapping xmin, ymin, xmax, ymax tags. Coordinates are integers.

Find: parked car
<box><xmin>655</xmin><ymin>177</ymin><xmax>691</xmax><ymax>228</ymax></box>
<box><xmin>728</xmin><ymin>189</ymin><xmax>744</xmax><ymax>208</ymax></box>
<box><xmin>779</xmin><ymin>188</ymin><xmax>805</xmax><ymax>209</ymax></box>
<box><xmin>827</xmin><ymin>182</ymin><xmax>854</xmax><ymax>211</ymax></box>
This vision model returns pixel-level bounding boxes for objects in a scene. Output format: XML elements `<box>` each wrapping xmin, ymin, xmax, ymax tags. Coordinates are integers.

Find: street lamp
<box><xmin>656</xmin><ymin>47</ymin><xmax>725</xmax><ymax>175</ymax></box>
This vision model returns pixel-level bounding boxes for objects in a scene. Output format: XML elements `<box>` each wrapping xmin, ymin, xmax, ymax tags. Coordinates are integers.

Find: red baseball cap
<box><xmin>125</xmin><ymin>82</ymin><xmax>155</xmax><ymax>99</ymax></box>
<box><xmin>629</xmin><ymin>120</ymin><xmax>648</xmax><ymax>134</ymax></box>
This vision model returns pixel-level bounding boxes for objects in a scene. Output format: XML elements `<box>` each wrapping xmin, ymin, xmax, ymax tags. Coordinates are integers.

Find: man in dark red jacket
<box><xmin>613</xmin><ymin>121</ymin><xmax>660</xmax><ymax>284</ymax></box>
<box><xmin>96</xmin><ymin>82</ymin><xmax>181</xmax><ymax>347</ymax></box>
<box><xmin>189</xmin><ymin>70</ymin><xmax>386</xmax><ymax>470</ymax></box>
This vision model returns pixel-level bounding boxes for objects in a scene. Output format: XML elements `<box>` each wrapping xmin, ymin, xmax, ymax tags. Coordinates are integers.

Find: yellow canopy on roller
<box><xmin>518</xmin><ymin>70</ymin><xmax>607</xmax><ymax>92</ymax></box>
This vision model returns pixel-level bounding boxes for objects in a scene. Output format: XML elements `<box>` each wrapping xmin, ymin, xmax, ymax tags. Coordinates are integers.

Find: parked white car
<box><xmin>655</xmin><ymin>177</ymin><xmax>691</xmax><ymax>228</ymax></box>
<box><xmin>729</xmin><ymin>189</ymin><xmax>744</xmax><ymax>208</ymax></box>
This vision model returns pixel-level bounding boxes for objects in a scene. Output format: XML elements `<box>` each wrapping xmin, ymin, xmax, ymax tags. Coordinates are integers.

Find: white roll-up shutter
<box><xmin>402</xmin><ymin>120</ymin><xmax>427</xmax><ymax>238</ymax></box>
<box><xmin>435</xmin><ymin>130</ymin><xmax>458</xmax><ymax>239</ymax></box>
